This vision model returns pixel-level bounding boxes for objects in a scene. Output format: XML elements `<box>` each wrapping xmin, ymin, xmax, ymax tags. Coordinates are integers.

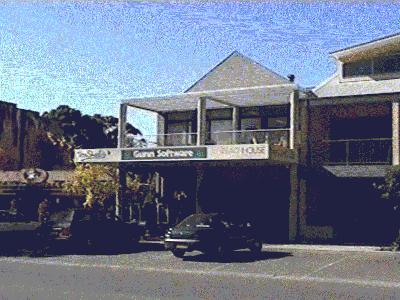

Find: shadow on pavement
<box><xmin>0</xmin><ymin>241</ymin><xmax>166</xmax><ymax>257</ymax></box>
<box><xmin>182</xmin><ymin>250</ymin><xmax>292</xmax><ymax>263</ymax></box>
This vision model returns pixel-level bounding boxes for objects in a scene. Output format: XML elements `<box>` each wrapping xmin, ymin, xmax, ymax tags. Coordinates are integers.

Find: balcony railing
<box><xmin>132</xmin><ymin>129</ymin><xmax>290</xmax><ymax>148</ymax></box>
<box><xmin>324</xmin><ymin>138</ymin><xmax>392</xmax><ymax>165</ymax></box>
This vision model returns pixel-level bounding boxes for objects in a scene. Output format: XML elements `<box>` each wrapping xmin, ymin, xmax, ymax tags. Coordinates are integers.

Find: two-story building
<box><xmin>75</xmin><ymin>32</ymin><xmax>400</xmax><ymax>245</ymax></box>
<box><xmin>308</xmin><ymin>33</ymin><xmax>400</xmax><ymax>244</ymax></box>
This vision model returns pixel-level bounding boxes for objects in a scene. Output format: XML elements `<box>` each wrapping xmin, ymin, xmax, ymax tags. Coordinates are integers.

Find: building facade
<box><xmin>76</xmin><ymin>33</ymin><xmax>400</xmax><ymax>244</ymax></box>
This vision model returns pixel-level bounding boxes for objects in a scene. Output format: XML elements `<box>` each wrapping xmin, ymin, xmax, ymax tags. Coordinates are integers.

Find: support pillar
<box><xmin>116</xmin><ymin>104</ymin><xmax>128</xmax><ymax>220</ymax></box>
<box><xmin>116</xmin><ymin>164</ymin><xmax>127</xmax><ymax>221</ymax></box>
<box><xmin>195</xmin><ymin>166</ymin><xmax>204</xmax><ymax>213</ymax></box>
<box><xmin>157</xmin><ymin>114</ymin><xmax>165</xmax><ymax>146</ymax></box>
<box><xmin>197</xmin><ymin>97</ymin><xmax>207</xmax><ymax>145</ymax></box>
<box><xmin>118</xmin><ymin>103</ymin><xmax>128</xmax><ymax>148</ymax></box>
<box><xmin>232</xmin><ymin>106</ymin><xmax>240</xmax><ymax>144</ymax></box>
<box><xmin>288</xmin><ymin>164</ymin><xmax>299</xmax><ymax>241</ymax></box>
<box><xmin>393</xmin><ymin>100</ymin><xmax>400</xmax><ymax>165</ymax></box>
<box><xmin>289</xmin><ymin>90</ymin><xmax>299</xmax><ymax>150</ymax></box>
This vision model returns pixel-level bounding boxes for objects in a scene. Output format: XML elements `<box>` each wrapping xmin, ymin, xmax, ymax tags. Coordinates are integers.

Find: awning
<box><xmin>122</xmin><ymin>84</ymin><xmax>297</xmax><ymax>113</ymax></box>
<box><xmin>323</xmin><ymin>165</ymin><xmax>390</xmax><ymax>178</ymax></box>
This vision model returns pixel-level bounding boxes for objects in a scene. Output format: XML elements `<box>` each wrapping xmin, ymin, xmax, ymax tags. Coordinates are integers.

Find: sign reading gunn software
<box><xmin>122</xmin><ymin>147</ymin><xmax>207</xmax><ymax>161</ymax></box>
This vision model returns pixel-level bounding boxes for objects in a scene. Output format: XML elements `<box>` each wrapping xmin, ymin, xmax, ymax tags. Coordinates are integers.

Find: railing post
<box><xmin>345</xmin><ymin>140</ymin><xmax>350</xmax><ymax>165</ymax></box>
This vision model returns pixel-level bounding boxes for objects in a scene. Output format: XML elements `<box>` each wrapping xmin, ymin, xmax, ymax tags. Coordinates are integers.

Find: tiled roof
<box><xmin>0</xmin><ymin>170</ymin><xmax>75</xmax><ymax>184</ymax></box>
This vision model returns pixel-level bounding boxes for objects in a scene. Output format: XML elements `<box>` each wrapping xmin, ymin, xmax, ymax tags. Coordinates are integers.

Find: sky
<box><xmin>1</xmin><ymin>1</ymin><xmax>400</xmax><ymax>136</ymax></box>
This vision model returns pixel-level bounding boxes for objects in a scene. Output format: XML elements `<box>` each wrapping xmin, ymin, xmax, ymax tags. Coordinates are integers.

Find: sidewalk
<box><xmin>262</xmin><ymin>244</ymin><xmax>386</xmax><ymax>253</ymax></box>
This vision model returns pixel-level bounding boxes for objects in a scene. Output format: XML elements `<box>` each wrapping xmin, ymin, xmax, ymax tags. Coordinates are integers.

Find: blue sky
<box><xmin>1</xmin><ymin>1</ymin><xmax>400</xmax><ymax>135</ymax></box>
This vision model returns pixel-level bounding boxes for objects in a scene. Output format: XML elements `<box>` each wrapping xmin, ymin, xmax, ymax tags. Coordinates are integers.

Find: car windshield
<box><xmin>175</xmin><ymin>214</ymin><xmax>219</xmax><ymax>229</ymax></box>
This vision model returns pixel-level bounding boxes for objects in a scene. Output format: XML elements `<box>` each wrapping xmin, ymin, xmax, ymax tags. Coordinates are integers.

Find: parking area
<box><xmin>0</xmin><ymin>245</ymin><xmax>399</xmax><ymax>299</ymax></box>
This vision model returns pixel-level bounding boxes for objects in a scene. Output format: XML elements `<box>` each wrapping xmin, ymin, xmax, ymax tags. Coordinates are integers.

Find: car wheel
<box><xmin>171</xmin><ymin>249</ymin><xmax>185</xmax><ymax>258</ymax></box>
<box><xmin>249</xmin><ymin>240</ymin><xmax>262</xmax><ymax>255</ymax></box>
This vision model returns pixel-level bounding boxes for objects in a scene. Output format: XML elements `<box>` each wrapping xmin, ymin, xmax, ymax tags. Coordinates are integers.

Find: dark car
<box><xmin>164</xmin><ymin>213</ymin><xmax>262</xmax><ymax>258</ymax></box>
<box><xmin>0</xmin><ymin>210</ymin><xmax>50</xmax><ymax>253</ymax></box>
<box><xmin>50</xmin><ymin>209</ymin><xmax>143</xmax><ymax>250</ymax></box>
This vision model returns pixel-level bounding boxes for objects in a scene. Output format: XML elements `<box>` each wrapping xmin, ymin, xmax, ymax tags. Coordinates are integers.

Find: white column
<box><xmin>197</xmin><ymin>97</ymin><xmax>207</xmax><ymax>145</ymax></box>
<box><xmin>195</xmin><ymin>166</ymin><xmax>204</xmax><ymax>213</ymax></box>
<box><xmin>118</xmin><ymin>103</ymin><xmax>128</xmax><ymax>148</ymax></box>
<box><xmin>393</xmin><ymin>100</ymin><xmax>400</xmax><ymax>165</ymax></box>
<box><xmin>290</xmin><ymin>90</ymin><xmax>299</xmax><ymax>150</ymax></box>
<box><xmin>157</xmin><ymin>114</ymin><xmax>165</xmax><ymax>146</ymax></box>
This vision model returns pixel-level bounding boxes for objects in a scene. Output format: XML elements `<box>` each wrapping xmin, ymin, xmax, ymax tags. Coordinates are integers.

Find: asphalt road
<box><xmin>0</xmin><ymin>245</ymin><xmax>399</xmax><ymax>300</ymax></box>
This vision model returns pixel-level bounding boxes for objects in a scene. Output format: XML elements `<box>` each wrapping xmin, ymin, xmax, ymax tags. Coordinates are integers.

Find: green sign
<box><xmin>122</xmin><ymin>147</ymin><xmax>207</xmax><ymax>161</ymax></box>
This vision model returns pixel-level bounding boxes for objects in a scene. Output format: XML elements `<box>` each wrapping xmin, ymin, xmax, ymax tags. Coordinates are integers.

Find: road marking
<box><xmin>1</xmin><ymin>256</ymin><xmax>400</xmax><ymax>289</ymax></box>
<box><xmin>302</xmin><ymin>255</ymin><xmax>350</xmax><ymax>278</ymax></box>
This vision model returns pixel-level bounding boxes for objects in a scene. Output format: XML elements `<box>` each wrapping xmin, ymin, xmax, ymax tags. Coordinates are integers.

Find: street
<box><xmin>0</xmin><ymin>245</ymin><xmax>399</xmax><ymax>300</ymax></box>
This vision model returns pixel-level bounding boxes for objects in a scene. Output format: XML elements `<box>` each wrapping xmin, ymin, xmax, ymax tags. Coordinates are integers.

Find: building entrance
<box><xmin>199</xmin><ymin>165</ymin><xmax>290</xmax><ymax>243</ymax></box>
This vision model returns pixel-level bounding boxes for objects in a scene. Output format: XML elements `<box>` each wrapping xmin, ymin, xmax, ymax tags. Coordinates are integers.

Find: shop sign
<box><xmin>74</xmin><ymin>149</ymin><xmax>120</xmax><ymax>163</ymax></box>
<box><xmin>121</xmin><ymin>147</ymin><xmax>207</xmax><ymax>161</ymax></box>
<box><xmin>208</xmin><ymin>144</ymin><xmax>269</xmax><ymax>160</ymax></box>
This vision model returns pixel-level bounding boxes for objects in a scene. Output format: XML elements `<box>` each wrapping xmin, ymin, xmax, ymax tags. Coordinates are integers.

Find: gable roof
<box><xmin>185</xmin><ymin>51</ymin><xmax>290</xmax><ymax>93</ymax></box>
<box><xmin>331</xmin><ymin>32</ymin><xmax>400</xmax><ymax>61</ymax></box>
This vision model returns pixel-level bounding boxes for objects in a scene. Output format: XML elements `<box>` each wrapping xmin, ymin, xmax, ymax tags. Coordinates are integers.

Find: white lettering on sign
<box><xmin>208</xmin><ymin>144</ymin><xmax>269</xmax><ymax>160</ymax></box>
<box><xmin>133</xmin><ymin>150</ymin><xmax>155</xmax><ymax>158</ymax></box>
<box><xmin>156</xmin><ymin>149</ymin><xmax>194</xmax><ymax>158</ymax></box>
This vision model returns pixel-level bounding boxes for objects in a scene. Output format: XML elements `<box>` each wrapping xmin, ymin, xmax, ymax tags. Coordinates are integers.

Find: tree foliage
<box><xmin>64</xmin><ymin>164</ymin><xmax>118</xmax><ymax>209</ymax></box>
<box><xmin>63</xmin><ymin>164</ymin><xmax>142</xmax><ymax>209</ymax></box>
<box><xmin>0</xmin><ymin>147</ymin><xmax>16</xmax><ymax>170</ymax></box>
<box><xmin>376</xmin><ymin>165</ymin><xmax>400</xmax><ymax>249</ymax></box>
<box><xmin>377</xmin><ymin>165</ymin><xmax>400</xmax><ymax>211</ymax></box>
<box><xmin>42</xmin><ymin>105</ymin><xmax>142</xmax><ymax>149</ymax></box>
<box><xmin>41</xmin><ymin>105</ymin><xmax>144</xmax><ymax>167</ymax></box>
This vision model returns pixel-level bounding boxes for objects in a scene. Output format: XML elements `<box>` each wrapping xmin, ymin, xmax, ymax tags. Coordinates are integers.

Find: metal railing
<box><xmin>133</xmin><ymin>129</ymin><xmax>291</xmax><ymax>148</ymax></box>
<box><xmin>208</xmin><ymin>128</ymin><xmax>290</xmax><ymax>146</ymax></box>
<box><xmin>324</xmin><ymin>138</ymin><xmax>392</xmax><ymax>165</ymax></box>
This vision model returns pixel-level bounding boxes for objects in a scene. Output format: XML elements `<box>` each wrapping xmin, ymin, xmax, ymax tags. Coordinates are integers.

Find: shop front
<box><xmin>75</xmin><ymin>143</ymin><xmax>298</xmax><ymax>242</ymax></box>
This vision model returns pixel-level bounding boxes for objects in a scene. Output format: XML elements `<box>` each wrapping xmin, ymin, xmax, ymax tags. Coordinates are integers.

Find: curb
<box><xmin>262</xmin><ymin>244</ymin><xmax>386</xmax><ymax>253</ymax></box>
<box><xmin>140</xmin><ymin>240</ymin><xmax>392</xmax><ymax>253</ymax></box>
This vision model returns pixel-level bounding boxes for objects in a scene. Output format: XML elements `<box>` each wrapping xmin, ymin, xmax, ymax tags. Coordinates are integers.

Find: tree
<box><xmin>0</xmin><ymin>146</ymin><xmax>17</xmax><ymax>170</ymax></box>
<box><xmin>376</xmin><ymin>165</ymin><xmax>400</xmax><ymax>250</ymax></box>
<box><xmin>41</xmin><ymin>105</ymin><xmax>144</xmax><ymax>167</ymax></box>
<box><xmin>63</xmin><ymin>164</ymin><xmax>142</xmax><ymax>210</ymax></box>
<box><xmin>63</xmin><ymin>164</ymin><xmax>118</xmax><ymax>209</ymax></box>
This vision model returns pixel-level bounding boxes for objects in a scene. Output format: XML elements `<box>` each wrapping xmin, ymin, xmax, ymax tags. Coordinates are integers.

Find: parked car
<box><xmin>164</xmin><ymin>213</ymin><xmax>262</xmax><ymax>258</ymax></box>
<box><xmin>50</xmin><ymin>209</ymin><xmax>143</xmax><ymax>250</ymax></box>
<box><xmin>0</xmin><ymin>210</ymin><xmax>50</xmax><ymax>253</ymax></box>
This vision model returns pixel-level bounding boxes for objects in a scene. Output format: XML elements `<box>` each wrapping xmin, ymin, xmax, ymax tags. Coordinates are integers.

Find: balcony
<box><xmin>132</xmin><ymin>129</ymin><xmax>290</xmax><ymax>148</ymax></box>
<box><xmin>323</xmin><ymin>138</ymin><xmax>392</xmax><ymax>165</ymax></box>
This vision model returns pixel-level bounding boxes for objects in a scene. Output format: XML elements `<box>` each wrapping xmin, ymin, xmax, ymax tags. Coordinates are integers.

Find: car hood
<box><xmin>169</xmin><ymin>227</ymin><xmax>215</xmax><ymax>239</ymax></box>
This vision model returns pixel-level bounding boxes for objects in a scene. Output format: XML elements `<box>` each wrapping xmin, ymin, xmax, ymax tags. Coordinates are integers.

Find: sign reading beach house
<box><xmin>122</xmin><ymin>147</ymin><xmax>207</xmax><ymax>161</ymax></box>
<box><xmin>208</xmin><ymin>144</ymin><xmax>269</xmax><ymax>160</ymax></box>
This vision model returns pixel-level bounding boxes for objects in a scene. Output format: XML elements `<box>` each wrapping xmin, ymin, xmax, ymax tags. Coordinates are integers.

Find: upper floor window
<box><xmin>342</xmin><ymin>54</ymin><xmax>400</xmax><ymax>78</ymax></box>
<box><xmin>166</xmin><ymin>121</ymin><xmax>193</xmax><ymax>146</ymax></box>
<box><xmin>343</xmin><ymin>60</ymin><xmax>372</xmax><ymax>78</ymax></box>
<box><xmin>374</xmin><ymin>54</ymin><xmax>400</xmax><ymax>74</ymax></box>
